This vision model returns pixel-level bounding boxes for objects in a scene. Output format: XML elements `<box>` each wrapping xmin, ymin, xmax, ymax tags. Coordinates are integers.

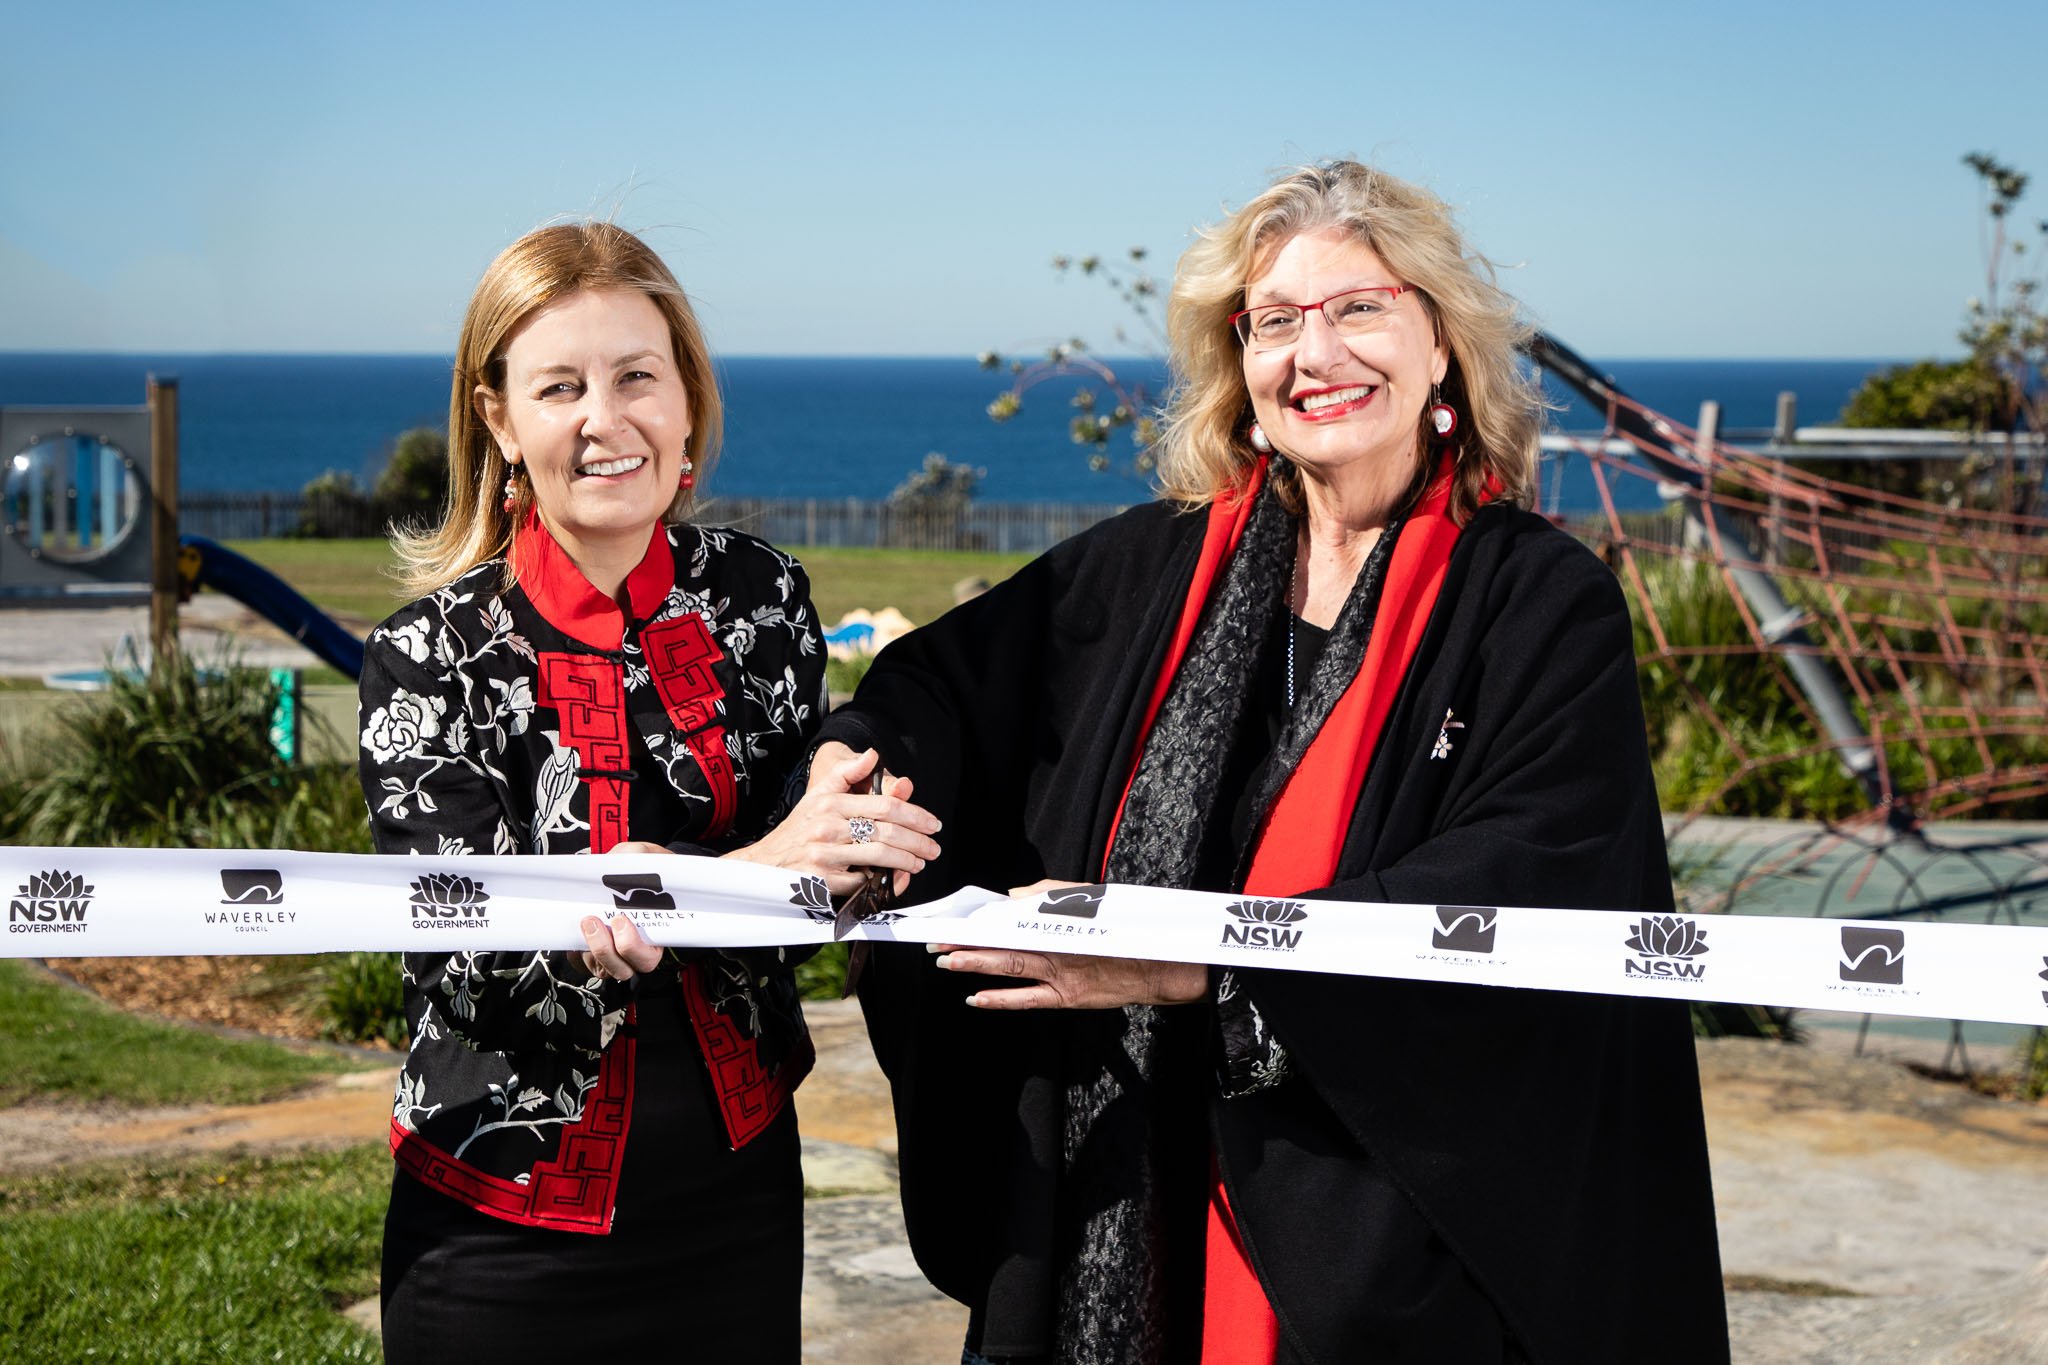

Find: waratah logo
<box><xmin>789</xmin><ymin>877</ymin><xmax>833</xmax><ymax>924</ymax></box>
<box><xmin>1838</xmin><ymin>927</ymin><xmax>1905</xmax><ymax>985</ymax></box>
<box><xmin>409</xmin><ymin>873</ymin><xmax>490</xmax><ymax>920</ymax></box>
<box><xmin>1626</xmin><ymin>916</ymin><xmax>1709</xmax><ymax>959</ymax></box>
<box><xmin>1220</xmin><ymin>899</ymin><xmax>1307</xmax><ymax>951</ymax></box>
<box><xmin>2038</xmin><ymin>956</ymin><xmax>2046</xmax><ymax>1008</ymax></box>
<box><xmin>1432</xmin><ymin>905</ymin><xmax>1497</xmax><ymax>953</ymax></box>
<box><xmin>603</xmin><ymin>874</ymin><xmax>676</xmax><ymax>911</ymax></box>
<box><xmin>1623</xmin><ymin>915</ymin><xmax>1709</xmax><ymax>980</ymax></box>
<box><xmin>1041</xmin><ymin>885</ymin><xmax>1106</xmax><ymax>919</ymax></box>
<box><xmin>219</xmin><ymin>869</ymin><xmax>283</xmax><ymax>905</ymax></box>
<box><xmin>9</xmin><ymin>870</ymin><xmax>94</xmax><ymax>927</ymax></box>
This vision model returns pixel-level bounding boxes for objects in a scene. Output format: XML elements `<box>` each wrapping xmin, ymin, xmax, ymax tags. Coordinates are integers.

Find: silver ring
<box><xmin>848</xmin><ymin>816</ymin><xmax>876</xmax><ymax>844</ymax></box>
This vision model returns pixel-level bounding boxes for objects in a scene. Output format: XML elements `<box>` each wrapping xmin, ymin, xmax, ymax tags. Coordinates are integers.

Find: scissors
<box><xmin>832</xmin><ymin>767</ymin><xmax>895</xmax><ymax>942</ymax></box>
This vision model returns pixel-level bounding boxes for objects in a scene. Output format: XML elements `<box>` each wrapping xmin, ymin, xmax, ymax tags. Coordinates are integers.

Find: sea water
<box><xmin>0</xmin><ymin>353</ymin><xmax>1896</xmax><ymax>512</ymax></box>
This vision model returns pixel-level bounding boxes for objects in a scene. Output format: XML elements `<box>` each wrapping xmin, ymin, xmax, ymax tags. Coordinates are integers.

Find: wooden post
<box><xmin>148</xmin><ymin>375</ymin><xmax>180</xmax><ymax>672</ymax></box>
<box><xmin>1683</xmin><ymin>401</ymin><xmax>1721</xmax><ymax>554</ymax></box>
<box><xmin>1774</xmin><ymin>391</ymin><xmax>1798</xmax><ymax>445</ymax></box>
<box><xmin>1768</xmin><ymin>392</ymin><xmax>1795</xmax><ymax>566</ymax></box>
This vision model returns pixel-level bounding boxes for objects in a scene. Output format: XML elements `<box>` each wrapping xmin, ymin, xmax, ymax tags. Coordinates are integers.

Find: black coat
<box><xmin>822</xmin><ymin>500</ymin><xmax>1728</xmax><ymax>1363</ymax></box>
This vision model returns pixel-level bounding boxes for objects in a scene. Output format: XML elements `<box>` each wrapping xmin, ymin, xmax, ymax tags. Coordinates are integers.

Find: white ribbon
<box><xmin>6</xmin><ymin>848</ymin><xmax>2046</xmax><ymax>1027</ymax></box>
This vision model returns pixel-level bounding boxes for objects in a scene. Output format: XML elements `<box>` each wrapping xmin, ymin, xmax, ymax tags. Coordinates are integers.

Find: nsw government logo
<box><xmin>1220</xmin><ymin>900</ymin><xmax>1307</xmax><ymax>951</ymax></box>
<box><xmin>9</xmin><ymin>870</ymin><xmax>93</xmax><ymax>935</ymax></box>
<box><xmin>410</xmin><ymin>873</ymin><xmax>490</xmax><ymax>928</ymax></box>
<box><xmin>1622</xmin><ymin>915</ymin><xmax>1709</xmax><ymax>982</ymax></box>
<box><xmin>2038</xmin><ymin>956</ymin><xmax>2046</xmax><ymax>1009</ymax></box>
<box><xmin>208</xmin><ymin>869</ymin><xmax>294</xmax><ymax>933</ymax></box>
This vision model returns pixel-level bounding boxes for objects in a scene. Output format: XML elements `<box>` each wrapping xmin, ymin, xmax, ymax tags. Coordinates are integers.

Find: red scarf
<box><xmin>1103</xmin><ymin>456</ymin><xmax>1473</xmax><ymax>1361</ymax></box>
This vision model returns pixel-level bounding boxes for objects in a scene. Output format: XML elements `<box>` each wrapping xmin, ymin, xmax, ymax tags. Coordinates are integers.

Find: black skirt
<box><xmin>380</xmin><ymin>978</ymin><xmax>803</xmax><ymax>1362</ymax></box>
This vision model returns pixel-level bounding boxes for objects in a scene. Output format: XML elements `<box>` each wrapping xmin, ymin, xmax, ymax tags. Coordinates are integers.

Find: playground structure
<box><xmin>0</xmin><ymin>383</ymin><xmax>365</xmax><ymax>681</ymax></box>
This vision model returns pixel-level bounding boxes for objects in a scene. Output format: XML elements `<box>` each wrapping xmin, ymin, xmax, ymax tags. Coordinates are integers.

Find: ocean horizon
<box><xmin>0</xmin><ymin>352</ymin><xmax>1904</xmax><ymax>513</ymax></box>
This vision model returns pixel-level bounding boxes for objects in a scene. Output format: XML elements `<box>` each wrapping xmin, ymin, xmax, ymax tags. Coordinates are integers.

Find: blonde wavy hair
<box><xmin>1155</xmin><ymin>161</ymin><xmax>1541</xmax><ymax>522</ymax></box>
<box><xmin>395</xmin><ymin>221</ymin><xmax>724</xmax><ymax>596</ymax></box>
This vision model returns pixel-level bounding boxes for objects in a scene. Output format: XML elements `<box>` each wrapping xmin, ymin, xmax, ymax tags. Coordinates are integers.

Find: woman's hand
<box><xmin>576</xmin><ymin>909</ymin><xmax>664</xmax><ymax>983</ymax></box>
<box><xmin>571</xmin><ymin>842</ymin><xmax>677</xmax><ymax>981</ymax></box>
<box><xmin>930</xmin><ymin>878</ymin><xmax>1208</xmax><ymax>1010</ymax></box>
<box><xmin>723</xmin><ymin>745</ymin><xmax>941</xmax><ymax>896</ymax></box>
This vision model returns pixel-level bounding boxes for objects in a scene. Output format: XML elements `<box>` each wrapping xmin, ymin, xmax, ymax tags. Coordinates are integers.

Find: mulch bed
<box><xmin>39</xmin><ymin>955</ymin><xmax>342</xmax><ymax>1043</ymax></box>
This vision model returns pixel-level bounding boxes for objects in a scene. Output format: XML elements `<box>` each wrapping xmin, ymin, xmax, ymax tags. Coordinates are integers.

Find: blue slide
<box><xmin>178</xmin><ymin>535</ymin><xmax>366</xmax><ymax>681</ymax></box>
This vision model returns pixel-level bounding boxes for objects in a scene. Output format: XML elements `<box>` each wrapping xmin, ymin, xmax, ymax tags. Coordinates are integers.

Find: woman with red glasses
<box><xmin>814</xmin><ymin>162</ymin><xmax>1726</xmax><ymax>1362</ymax></box>
<box><xmin>359</xmin><ymin>221</ymin><xmax>939</xmax><ymax>1362</ymax></box>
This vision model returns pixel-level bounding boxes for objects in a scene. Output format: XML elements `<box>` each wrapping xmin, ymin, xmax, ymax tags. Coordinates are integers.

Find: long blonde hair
<box><xmin>395</xmin><ymin>222</ymin><xmax>724</xmax><ymax>596</ymax></box>
<box><xmin>1155</xmin><ymin>161</ymin><xmax>1541</xmax><ymax>522</ymax></box>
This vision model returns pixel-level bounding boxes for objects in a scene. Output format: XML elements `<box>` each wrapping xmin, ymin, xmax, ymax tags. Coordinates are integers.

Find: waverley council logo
<box><xmin>1040</xmin><ymin>885</ymin><xmax>1105</xmax><ymax>919</ymax></box>
<box><xmin>9</xmin><ymin>870</ymin><xmax>94</xmax><ymax>934</ymax></box>
<box><xmin>219</xmin><ymin>869</ymin><xmax>284</xmax><ymax>905</ymax></box>
<box><xmin>1838</xmin><ymin>927</ymin><xmax>1906</xmax><ymax>985</ymax></box>
<box><xmin>1623</xmin><ymin>915</ymin><xmax>1709</xmax><ymax>981</ymax></box>
<box><xmin>1432</xmin><ymin>905</ymin><xmax>1497</xmax><ymax>954</ymax></box>
<box><xmin>603</xmin><ymin>874</ymin><xmax>676</xmax><ymax>911</ymax></box>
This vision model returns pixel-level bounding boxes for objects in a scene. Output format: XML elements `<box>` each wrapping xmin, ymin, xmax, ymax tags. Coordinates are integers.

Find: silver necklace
<box><xmin>1286</xmin><ymin>531</ymin><xmax>1302</xmax><ymax>708</ymax></box>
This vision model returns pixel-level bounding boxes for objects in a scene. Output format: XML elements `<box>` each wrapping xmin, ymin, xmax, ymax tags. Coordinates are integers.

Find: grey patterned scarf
<box><xmin>1051</xmin><ymin>483</ymin><xmax>1402</xmax><ymax>1362</ymax></box>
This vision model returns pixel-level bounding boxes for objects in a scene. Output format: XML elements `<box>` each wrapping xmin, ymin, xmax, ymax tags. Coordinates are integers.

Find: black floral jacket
<box><xmin>358</xmin><ymin>517</ymin><xmax>825</xmax><ymax>1233</ymax></box>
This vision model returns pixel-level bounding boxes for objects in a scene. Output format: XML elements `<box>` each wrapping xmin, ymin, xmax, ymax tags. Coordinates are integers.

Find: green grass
<box><xmin>0</xmin><ymin>1146</ymin><xmax>386</xmax><ymax>1363</ymax></box>
<box><xmin>221</xmin><ymin>538</ymin><xmax>1032</xmax><ymax>632</ymax></box>
<box><xmin>796</xmin><ymin>546</ymin><xmax>1031</xmax><ymax>626</ymax></box>
<box><xmin>0</xmin><ymin>959</ymin><xmax>367</xmax><ymax>1107</ymax></box>
<box><xmin>221</xmin><ymin>538</ymin><xmax>411</xmax><ymax>624</ymax></box>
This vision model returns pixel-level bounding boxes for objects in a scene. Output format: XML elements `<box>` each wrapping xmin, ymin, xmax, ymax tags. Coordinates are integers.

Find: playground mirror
<box><xmin>3</xmin><ymin>433</ymin><xmax>146</xmax><ymax>564</ymax></box>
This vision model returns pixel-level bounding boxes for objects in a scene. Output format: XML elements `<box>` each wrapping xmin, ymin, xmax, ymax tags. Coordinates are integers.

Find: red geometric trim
<box><xmin>677</xmin><ymin>963</ymin><xmax>809</xmax><ymax>1148</ymax></box>
<box><xmin>639</xmin><ymin>613</ymin><xmax>738</xmax><ymax>839</ymax></box>
<box><xmin>537</xmin><ymin>653</ymin><xmax>629</xmax><ymax>853</ymax></box>
<box><xmin>389</xmin><ymin>1025</ymin><xmax>638</xmax><ymax>1234</ymax></box>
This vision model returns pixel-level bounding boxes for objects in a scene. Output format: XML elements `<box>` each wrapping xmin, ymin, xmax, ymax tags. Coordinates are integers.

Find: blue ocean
<box><xmin>0</xmin><ymin>353</ymin><xmax>1897</xmax><ymax>513</ymax></box>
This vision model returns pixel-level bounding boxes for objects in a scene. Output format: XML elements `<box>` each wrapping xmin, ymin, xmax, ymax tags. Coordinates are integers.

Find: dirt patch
<box><xmin>39</xmin><ymin>954</ymin><xmax>395</xmax><ymax>1049</ymax></box>
<box><xmin>0</xmin><ymin>1067</ymin><xmax>399</xmax><ymax>1173</ymax></box>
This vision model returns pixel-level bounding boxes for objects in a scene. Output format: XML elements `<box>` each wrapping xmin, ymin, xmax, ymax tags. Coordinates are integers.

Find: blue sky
<box><xmin>4</xmin><ymin>0</ymin><xmax>2044</xmax><ymax>358</ymax></box>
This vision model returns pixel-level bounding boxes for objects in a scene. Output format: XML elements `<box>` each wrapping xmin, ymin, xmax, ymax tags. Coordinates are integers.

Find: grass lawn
<box><xmin>0</xmin><ymin>959</ymin><xmax>369</xmax><ymax>1108</ymax></box>
<box><xmin>222</xmin><ymin>538</ymin><xmax>1033</xmax><ymax>630</ymax></box>
<box><xmin>0</xmin><ymin>1146</ymin><xmax>386</xmax><ymax>1363</ymax></box>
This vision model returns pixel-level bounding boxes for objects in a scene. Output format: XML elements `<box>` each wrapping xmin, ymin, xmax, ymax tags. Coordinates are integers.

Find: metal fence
<box><xmin>177</xmin><ymin>492</ymin><xmax>1136</xmax><ymax>555</ymax></box>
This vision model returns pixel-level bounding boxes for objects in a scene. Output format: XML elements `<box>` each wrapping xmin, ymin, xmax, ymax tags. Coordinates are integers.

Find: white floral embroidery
<box><xmin>363</xmin><ymin>689</ymin><xmax>447</xmax><ymax>764</ymax></box>
<box><xmin>388</xmin><ymin>617</ymin><xmax>431</xmax><ymax>663</ymax></box>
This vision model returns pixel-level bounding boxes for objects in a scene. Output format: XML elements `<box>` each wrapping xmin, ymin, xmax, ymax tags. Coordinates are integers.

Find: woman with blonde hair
<box><xmin>360</xmin><ymin>221</ymin><xmax>939</xmax><ymax>1361</ymax></box>
<box><xmin>815</xmin><ymin>162</ymin><xmax>1726</xmax><ymax>1361</ymax></box>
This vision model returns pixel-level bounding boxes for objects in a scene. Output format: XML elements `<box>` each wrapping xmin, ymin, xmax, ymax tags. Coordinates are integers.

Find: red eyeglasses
<box><xmin>1230</xmin><ymin>286</ymin><xmax>1412</xmax><ymax>349</ymax></box>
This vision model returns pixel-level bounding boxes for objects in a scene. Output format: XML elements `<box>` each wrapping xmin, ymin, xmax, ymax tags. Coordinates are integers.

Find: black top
<box><xmin>822</xmin><ymin>500</ymin><xmax>1728</xmax><ymax>1364</ymax></box>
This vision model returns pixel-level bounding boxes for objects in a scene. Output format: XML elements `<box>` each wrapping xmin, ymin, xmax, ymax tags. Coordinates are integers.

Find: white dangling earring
<box><xmin>1248</xmin><ymin>422</ymin><xmax>1273</xmax><ymax>453</ymax></box>
<box><xmin>1427</xmin><ymin>385</ymin><xmax>1458</xmax><ymax>439</ymax></box>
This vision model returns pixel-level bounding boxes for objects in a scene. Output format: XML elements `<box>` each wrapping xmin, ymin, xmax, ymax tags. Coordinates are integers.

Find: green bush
<box><xmin>294</xmin><ymin>469</ymin><xmax>374</xmax><ymax>538</ymax></box>
<box><xmin>796</xmin><ymin>942</ymin><xmax>851</xmax><ymax>1000</ymax></box>
<box><xmin>322</xmin><ymin>952</ymin><xmax>408</xmax><ymax>1048</ymax></box>
<box><xmin>4</xmin><ymin>651</ymin><xmax>370</xmax><ymax>852</ymax></box>
<box><xmin>373</xmin><ymin>426</ymin><xmax>451</xmax><ymax>533</ymax></box>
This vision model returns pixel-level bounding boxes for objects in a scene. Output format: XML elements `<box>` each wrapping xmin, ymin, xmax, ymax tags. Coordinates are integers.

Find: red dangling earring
<box><xmin>501</xmin><ymin>464</ymin><xmax>520</xmax><ymax>515</ymax></box>
<box><xmin>678</xmin><ymin>440</ymin><xmax>695</xmax><ymax>491</ymax></box>
<box><xmin>1427</xmin><ymin>385</ymin><xmax>1458</xmax><ymax>439</ymax></box>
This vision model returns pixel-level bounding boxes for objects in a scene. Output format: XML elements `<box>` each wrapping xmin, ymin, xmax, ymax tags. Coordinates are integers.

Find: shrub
<box><xmin>321</xmin><ymin>952</ymin><xmax>407</xmax><ymax>1048</ymax></box>
<box><xmin>373</xmin><ymin>427</ymin><xmax>450</xmax><ymax>533</ymax></box>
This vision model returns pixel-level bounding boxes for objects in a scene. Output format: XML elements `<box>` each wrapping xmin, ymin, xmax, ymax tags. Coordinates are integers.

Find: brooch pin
<box><xmin>1430</xmin><ymin>709</ymin><xmax>1466</xmax><ymax>761</ymax></box>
